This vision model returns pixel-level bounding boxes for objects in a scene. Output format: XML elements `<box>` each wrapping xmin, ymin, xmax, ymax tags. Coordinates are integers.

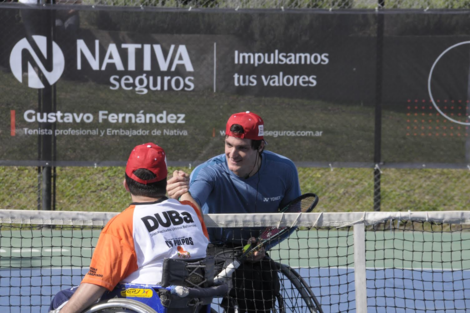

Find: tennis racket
<box><xmin>213</xmin><ymin>193</ymin><xmax>319</xmax><ymax>284</ymax></box>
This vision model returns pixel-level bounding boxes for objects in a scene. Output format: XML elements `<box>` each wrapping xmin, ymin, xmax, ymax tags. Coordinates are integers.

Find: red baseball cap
<box><xmin>125</xmin><ymin>143</ymin><xmax>168</xmax><ymax>185</ymax></box>
<box><xmin>226</xmin><ymin>111</ymin><xmax>264</xmax><ymax>140</ymax></box>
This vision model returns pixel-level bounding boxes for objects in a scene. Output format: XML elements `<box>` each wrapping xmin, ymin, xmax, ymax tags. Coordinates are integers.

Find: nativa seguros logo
<box><xmin>10</xmin><ymin>37</ymin><xmax>195</xmax><ymax>93</ymax></box>
<box><xmin>10</xmin><ymin>35</ymin><xmax>65</xmax><ymax>89</ymax></box>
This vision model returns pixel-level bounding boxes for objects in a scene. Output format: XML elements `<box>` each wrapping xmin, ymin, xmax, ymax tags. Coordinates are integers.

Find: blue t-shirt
<box><xmin>189</xmin><ymin>150</ymin><xmax>301</xmax><ymax>245</ymax></box>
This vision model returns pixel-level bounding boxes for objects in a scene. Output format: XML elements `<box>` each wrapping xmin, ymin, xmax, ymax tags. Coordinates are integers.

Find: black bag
<box><xmin>158</xmin><ymin>245</ymin><xmax>218</xmax><ymax>313</ymax></box>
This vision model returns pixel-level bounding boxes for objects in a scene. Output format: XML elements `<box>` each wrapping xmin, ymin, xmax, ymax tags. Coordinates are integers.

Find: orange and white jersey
<box><xmin>82</xmin><ymin>198</ymin><xmax>209</xmax><ymax>291</ymax></box>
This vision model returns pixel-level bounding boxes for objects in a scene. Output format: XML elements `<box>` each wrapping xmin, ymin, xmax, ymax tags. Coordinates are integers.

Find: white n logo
<box><xmin>10</xmin><ymin>35</ymin><xmax>65</xmax><ymax>89</ymax></box>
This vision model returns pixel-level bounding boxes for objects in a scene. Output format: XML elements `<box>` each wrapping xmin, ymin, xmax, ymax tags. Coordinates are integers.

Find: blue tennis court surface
<box><xmin>0</xmin><ymin>267</ymin><xmax>86</xmax><ymax>313</ymax></box>
<box><xmin>310</xmin><ymin>268</ymin><xmax>470</xmax><ymax>312</ymax></box>
<box><xmin>2</xmin><ymin>267</ymin><xmax>470</xmax><ymax>312</ymax></box>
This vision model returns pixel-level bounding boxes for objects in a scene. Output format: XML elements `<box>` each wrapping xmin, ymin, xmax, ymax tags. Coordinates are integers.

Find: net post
<box><xmin>373</xmin><ymin>4</ymin><xmax>385</xmax><ymax>212</ymax></box>
<box><xmin>39</xmin><ymin>8</ymin><xmax>56</xmax><ymax>212</ymax></box>
<box><xmin>354</xmin><ymin>222</ymin><xmax>368</xmax><ymax>312</ymax></box>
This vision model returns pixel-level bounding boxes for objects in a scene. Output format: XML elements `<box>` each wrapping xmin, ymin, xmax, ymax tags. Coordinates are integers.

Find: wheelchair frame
<box><xmin>83</xmin><ymin>262</ymin><xmax>322</xmax><ymax>313</ymax></box>
<box><xmin>83</xmin><ymin>298</ymin><xmax>158</xmax><ymax>313</ymax></box>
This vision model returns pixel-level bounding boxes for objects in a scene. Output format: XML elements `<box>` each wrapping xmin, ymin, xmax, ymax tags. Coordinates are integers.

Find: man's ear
<box><xmin>123</xmin><ymin>179</ymin><xmax>130</xmax><ymax>192</ymax></box>
<box><xmin>259</xmin><ymin>141</ymin><xmax>266</xmax><ymax>153</ymax></box>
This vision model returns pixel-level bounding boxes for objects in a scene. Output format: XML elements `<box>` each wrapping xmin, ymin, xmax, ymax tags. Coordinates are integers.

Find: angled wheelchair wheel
<box><xmin>277</xmin><ymin>263</ymin><xmax>323</xmax><ymax>313</ymax></box>
<box><xmin>273</xmin><ymin>292</ymin><xmax>286</xmax><ymax>313</ymax></box>
<box><xmin>83</xmin><ymin>298</ymin><xmax>157</xmax><ymax>313</ymax></box>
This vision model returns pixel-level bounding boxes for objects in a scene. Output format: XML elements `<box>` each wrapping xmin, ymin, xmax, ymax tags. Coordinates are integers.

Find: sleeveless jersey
<box><xmin>81</xmin><ymin>198</ymin><xmax>209</xmax><ymax>291</ymax></box>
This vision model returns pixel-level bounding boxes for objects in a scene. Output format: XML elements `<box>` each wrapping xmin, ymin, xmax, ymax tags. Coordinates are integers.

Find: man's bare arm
<box><xmin>59</xmin><ymin>283</ymin><xmax>107</xmax><ymax>313</ymax></box>
<box><xmin>179</xmin><ymin>190</ymin><xmax>202</xmax><ymax>214</ymax></box>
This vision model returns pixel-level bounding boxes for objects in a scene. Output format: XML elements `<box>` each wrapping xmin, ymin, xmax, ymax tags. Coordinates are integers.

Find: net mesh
<box><xmin>1</xmin><ymin>210</ymin><xmax>470</xmax><ymax>312</ymax></box>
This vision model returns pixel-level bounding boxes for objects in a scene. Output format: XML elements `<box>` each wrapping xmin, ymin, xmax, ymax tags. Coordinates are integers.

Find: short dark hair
<box><xmin>228</xmin><ymin>124</ymin><xmax>263</xmax><ymax>151</ymax></box>
<box><xmin>125</xmin><ymin>169</ymin><xmax>167</xmax><ymax>198</ymax></box>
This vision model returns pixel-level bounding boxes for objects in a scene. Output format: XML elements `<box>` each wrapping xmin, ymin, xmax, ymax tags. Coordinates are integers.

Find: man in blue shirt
<box><xmin>167</xmin><ymin>111</ymin><xmax>301</xmax><ymax>312</ymax></box>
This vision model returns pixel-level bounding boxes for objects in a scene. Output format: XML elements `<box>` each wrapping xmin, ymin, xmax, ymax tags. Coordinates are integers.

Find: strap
<box><xmin>204</xmin><ymin>244</ymin><xmax>215</xmax><ymax>285</ymax></box>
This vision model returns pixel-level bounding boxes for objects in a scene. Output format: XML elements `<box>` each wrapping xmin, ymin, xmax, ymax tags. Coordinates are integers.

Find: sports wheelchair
<box><xmin>81</xmin><ymin>247</ymin><xmax>323</xmax><ymax>313</ymax></box>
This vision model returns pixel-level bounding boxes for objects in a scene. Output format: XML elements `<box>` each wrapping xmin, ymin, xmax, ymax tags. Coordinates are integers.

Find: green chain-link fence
<box><xmin>1</xmin><ymin>2</ymin><xmax>470</xmax><ymax>214</ymax></box>
<box><xmin>2</xmin><ymin>0</ymin><xmax>470</xmax><ymax>9</ymax></box>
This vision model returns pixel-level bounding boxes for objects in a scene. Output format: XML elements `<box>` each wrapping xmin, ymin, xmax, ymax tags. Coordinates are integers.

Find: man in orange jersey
<box><xmin>49</xmin><ymin>143</ymin><xmax>209</xmax><ymax>313</ymax></box>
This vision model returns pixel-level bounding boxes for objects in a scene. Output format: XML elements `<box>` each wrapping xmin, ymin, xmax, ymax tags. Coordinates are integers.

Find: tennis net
<box><xmin>1</xmin><ymin>210</ymin><xmax>470</xmax><ymax>313</ymax></box>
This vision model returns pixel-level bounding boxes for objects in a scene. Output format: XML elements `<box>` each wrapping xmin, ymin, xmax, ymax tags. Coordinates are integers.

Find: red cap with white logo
<box><xmin>125</xmin><ymin>143</ymin><xmax>168</xmax><ymax>185</ymax></box>
<box><xmin>225</xmin><ymin>111</ymin><xmax>264</xmax><ymax>140</ymax></box>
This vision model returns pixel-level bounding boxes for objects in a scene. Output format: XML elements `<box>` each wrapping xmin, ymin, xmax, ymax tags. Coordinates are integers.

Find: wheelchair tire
<box><xmin>277</xmin><ymin>263</ymin><xmax>323</xmax><ymax>313</ymax></box>
<box><xmin>273</xmin><ymin>292</ymin><xmax>286</xmax><ymax>313</ymax></box>
<box><xmin>82</xmin><ymin>298</ymin><xmax>157</xmax><ymax>313</ymax></box>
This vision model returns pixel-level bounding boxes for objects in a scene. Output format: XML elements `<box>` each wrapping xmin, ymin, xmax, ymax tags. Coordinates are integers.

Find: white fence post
<box><xmin>354</xmin><ymin>222</ymin><xmax>368</xmax><ymax>312</ymax></box>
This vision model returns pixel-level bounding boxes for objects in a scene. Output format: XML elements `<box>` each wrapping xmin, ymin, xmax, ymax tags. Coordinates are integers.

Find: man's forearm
<box><xmin>59</xmin><ymin>283</ymin><xmax>107</xmax><ymax>313</ymax></box>
<box><xmin>179</xmin><ymin>192</ymin><xmax>203</xmax><ymax>214</ymax></box>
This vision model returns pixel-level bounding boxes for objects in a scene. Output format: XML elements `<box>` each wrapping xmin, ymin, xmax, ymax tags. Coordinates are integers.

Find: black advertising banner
<box><xmin>381</xmin><ymin>14</ymin><xmax>470</xmax><ymax>165</ymax></box>
<box><xmin>0</xmin><ymin>5</ymin><xmax>469</xmax><ymax>167</ymax></box>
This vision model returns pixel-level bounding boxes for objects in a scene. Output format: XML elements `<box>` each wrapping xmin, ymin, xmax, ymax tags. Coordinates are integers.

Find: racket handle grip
<box><xmin>213</xmin><ymin>260</ymin><xmax>241</xmax><ymax>284</ymax></box>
